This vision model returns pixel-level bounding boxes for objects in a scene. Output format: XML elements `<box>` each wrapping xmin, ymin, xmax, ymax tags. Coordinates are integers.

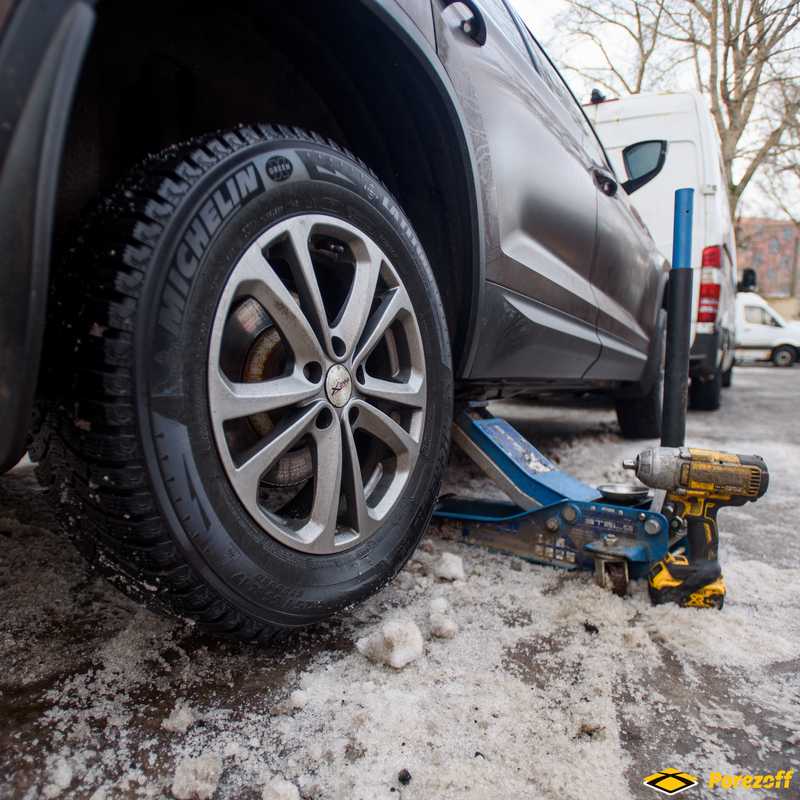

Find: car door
<box><xmin>582</xmin><ymin>138</ymin><xmax>667</xmax><ymax>382</ymax></box>
<box><xmin>432</xmin><ymin>0</ymin><xmax>602</xmax><ymax>380</ymax></box>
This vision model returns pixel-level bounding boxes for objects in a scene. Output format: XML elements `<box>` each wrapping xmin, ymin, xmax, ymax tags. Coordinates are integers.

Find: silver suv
<box><xmin>0</xmin><ymin>0</ymin><xmax>666</xmax><ymax>639</ymax></box>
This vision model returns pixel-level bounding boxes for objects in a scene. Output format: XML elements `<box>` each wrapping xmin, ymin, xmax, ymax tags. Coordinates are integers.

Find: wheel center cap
<box><xmin>325</xmin><ymin>364</ymin><xmax>353</xmax><ymax>408</ymax></box>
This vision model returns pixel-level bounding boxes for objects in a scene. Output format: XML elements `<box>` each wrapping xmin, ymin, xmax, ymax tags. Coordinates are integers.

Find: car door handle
<box><xmin>593</xmin><ymin>168</ymin><xmax>618</xmax><ymax>197</ymax></box>
<box><xmin>442</xmin><ymin>0</ymin><xmax>487</xmax><ymax>45</ymax></box>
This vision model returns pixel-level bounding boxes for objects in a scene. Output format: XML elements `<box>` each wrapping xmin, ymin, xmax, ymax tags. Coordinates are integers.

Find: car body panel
<box><xmin>432</xmin><ymin>0</ymin><xmax>665</xmax><ymax>383</ymax></box>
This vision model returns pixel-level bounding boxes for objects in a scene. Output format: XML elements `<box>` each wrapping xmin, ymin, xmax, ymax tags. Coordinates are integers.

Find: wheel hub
<box><xmin>325</xmin><ymin>364</ymin><xmax>353</xmax><ymax>408</ymax></box>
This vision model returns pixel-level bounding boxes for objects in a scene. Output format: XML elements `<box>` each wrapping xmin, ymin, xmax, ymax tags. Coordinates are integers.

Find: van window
<box><xmin>745</xmin><ymin>306</ymin><xmax>781</xmax><ymax>326</ymax></box>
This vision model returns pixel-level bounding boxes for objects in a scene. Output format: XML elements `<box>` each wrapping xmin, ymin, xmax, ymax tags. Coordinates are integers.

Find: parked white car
<box><xmin>586</xmin><ymin>91</ymin><xmax>737</xmax><ymax>408</ymax></box>
<box><xmin>736</xmin><ymin>292</ymin><xmax>800</xmax><ymax>367</ymax></box>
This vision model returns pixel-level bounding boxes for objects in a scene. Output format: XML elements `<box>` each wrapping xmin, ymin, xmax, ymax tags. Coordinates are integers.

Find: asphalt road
<box><xmin>1</xmin><ymin>365</ymin><xmax>797</xmax><ymax>799</ymax></box>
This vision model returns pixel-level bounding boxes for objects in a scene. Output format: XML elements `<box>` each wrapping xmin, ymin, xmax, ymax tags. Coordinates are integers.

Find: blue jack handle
<box><xmin>661</xmin><ymin>188</ymin><xmax>694</xmax><ymax>447</ymax></box>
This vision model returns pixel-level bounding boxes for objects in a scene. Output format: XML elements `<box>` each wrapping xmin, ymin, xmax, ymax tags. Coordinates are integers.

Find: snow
<box><xmin>287</xmin><ymin>690</ymin><xmax>308</xmax><ymax>711</ymax></box>
<box><xmin>429</xmin><ymin>596</ymin><xmax>458</xmax><ymax>638</ymax></box>
<box><xmin>432</xmin><ymin>552</ymin><xmax>465</xmax><ymax>581</ymax></box>
<box><xmin>356</xmin><ymin>618</ymin><xmax>425</xmax><ymax>669</ymax></box>
<box><xmin>1</xmin><ymin>368</ymin><xmax>798</xmax><ymax>799</ymax></box>
<box><xmin>429</xmin><ymin>613</ymin><xmax>458</xmax><ymax>639</ymax></box>
<box><xmin>162</xmin><ymin>701</ymin><xmax>196</xmax><ymax>733</ymax></box>
<box><xmin>43</xmin><ymin>758</ymin><xmax>73</xmax><ymax>798</ymax></box>
<box><xmin>261</xmin><ymin>777</ymin><xmax>300</xmax><ymax>800</ymax></box>
<box><xmin>430</xmin><ymin>596</ymin><xmax>449</xmax><ymax>615</ymax></box>
<box><xmin>171</xmin><ymin>754</ymin><xmax>222</xmax><ymax>800</ymax></box>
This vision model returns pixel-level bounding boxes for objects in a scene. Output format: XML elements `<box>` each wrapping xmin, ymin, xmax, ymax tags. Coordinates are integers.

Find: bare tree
<box><xmin>555</xmin><ymin>0</ymin><xmax>800</xmax><ymax>219</ymax></box>
<box><xmin>758</xmin><ymin>82</ymin><xmax>800</xmax><ymax>225</ymax></box>
<box><xmin>556</xmin><ymin>1</ymin><xmax>672</xmax><ymax>94</ymax></box>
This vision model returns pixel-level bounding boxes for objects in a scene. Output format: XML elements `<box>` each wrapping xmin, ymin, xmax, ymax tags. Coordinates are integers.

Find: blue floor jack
<box><xmin>432</xmin><ymin>190</ymin><xmax>770</xmax><ymax>604</ymax></box>
<box><xmin>433</xmin><ymin>407</ymin><xmax>669</xmax><ymax>595</ymax></box>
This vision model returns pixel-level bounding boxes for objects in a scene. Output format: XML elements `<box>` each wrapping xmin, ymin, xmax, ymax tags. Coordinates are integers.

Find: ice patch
<box><xmin>433</xmin><ymin>552</ymin><xmax>465</xmax><ymax>581</ymax></box>
<box><xmin>430</xmin><ymin>613</ymin><xmax>458</xmax><ymax>639</ymax></box>
<box><xmin>430</xmin><ymin>596</ymin><xmax>449</xmax><ymax>615</ymax></box>
<box><xmin>262</xmin><ymin>777</ymin><xmax>300</xmax><ymax>800</ymax></box>
<box><xmin>171</xmin><ymin>754</ymin><xmax>222</xmax><ymax>800</ymax></box>
<box><xmin>162</xmin><ymin>700</ymin><xmax>195</xmax><ymax>733</ymax></box>
<box><xmin>43</xmin><ymin>758</ymin><xmax>73</xmax><ymax>798</ymax></box>
<box><xmin>356</xmin><ymin>618</ymin><xmax>424</xmax><ymax>669</ymax></box>
<box><xmin>288</xmin><ymin>689</ymin><xmax>307</xmax><ymax>711</ymax></box>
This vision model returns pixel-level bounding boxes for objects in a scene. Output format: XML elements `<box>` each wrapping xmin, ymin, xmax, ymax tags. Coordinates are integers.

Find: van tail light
<box><xmin>698</xmin><ymin>246</ymin><xmax>722</xmax><ymax>323</ymax></box>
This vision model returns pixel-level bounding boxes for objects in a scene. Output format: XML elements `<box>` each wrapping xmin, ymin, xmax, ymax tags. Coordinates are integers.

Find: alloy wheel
<box><xmin>208</xmin><ymin>215</ymin><xmax>426</xmax><ymax>554</ymax></box>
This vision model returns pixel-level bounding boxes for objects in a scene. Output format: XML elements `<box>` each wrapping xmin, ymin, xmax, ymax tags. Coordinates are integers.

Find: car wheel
<box><xmin>771</xmin><ymin>345</ymin><xmax>796</xmax><ymax>367</ymax></box>
<box><xmin>721</xmin><ymin>364</ymin><xmax>733</xmax><ymax>388</ymax></box>
<box><xmin>689</xmin><ymin>367</ymin><xmax>722</xmax><ymax>411</ymax></box>
<box><xmin>32</xmin><ymin>125</ymin><xmax>452</xmax><ymax>640</ymax></box>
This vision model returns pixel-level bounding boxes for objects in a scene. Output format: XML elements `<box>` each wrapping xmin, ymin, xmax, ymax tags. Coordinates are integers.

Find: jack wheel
<box><xmin>606</xmin><ymin>562</ymin><xmax>628</xmax><ymax>597</ymax></box>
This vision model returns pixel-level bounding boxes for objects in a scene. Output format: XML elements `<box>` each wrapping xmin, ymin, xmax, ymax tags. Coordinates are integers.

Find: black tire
<box><xmin>721</xmin><ymin>364</ymin><xmax>733</xmax><ymax>388</ymax></box>
<box><xmin>771</xmin><ymin>345</ymin><xmax>796</xmax><ymax>367</ymax></box>
<box><xmin>32</xmin><ymin>125</ymin><xmax>452</xmax><ymax>640</ymax></box>
<box><xmin>615</xmin><ymin>369</ymin><xmax>663</xmax><ymax>439</ymax></box>
<box><xmin>689</xmin><ymin>367</ymin><xmax>722</xmax><ymax>411</ymax></box>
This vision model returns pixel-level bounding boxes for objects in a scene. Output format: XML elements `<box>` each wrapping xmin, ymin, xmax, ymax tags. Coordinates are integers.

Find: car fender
<box><xmin>0</xmin><ymin>0</ymin><xmax>486</xmax><ymax>472</ymax></box>
<box><xmin>361</xmin><ymin>0</ymin><xmax>486</xmax><ymax>375</ymax></box>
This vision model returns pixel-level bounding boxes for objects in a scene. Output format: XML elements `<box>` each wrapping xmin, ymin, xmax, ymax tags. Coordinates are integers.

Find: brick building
<box><xmin>736</xmin><ymin>218</ymin><xmax>800</xmax><ymax>319</ymax></box>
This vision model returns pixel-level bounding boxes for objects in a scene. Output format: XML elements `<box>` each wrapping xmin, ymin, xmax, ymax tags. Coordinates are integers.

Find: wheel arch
<box><xmin>47</xmin><ymin>0</ymin><xmax>484</xmax><ymax>380</ymax></box>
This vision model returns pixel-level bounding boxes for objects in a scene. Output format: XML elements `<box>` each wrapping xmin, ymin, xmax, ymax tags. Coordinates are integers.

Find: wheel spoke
<box><xmin>234</xmin><ymin>246</ymin><xmax>324</xmax><ymax>366</ymax></box>
<box><xmin>341</xmin><ymin>414</ymin><xmax>376</xmax><ymax>536</ymax></box>
<box><xmin>351</xmin><ymin>399</ymin><xmax>419</xmax><ymax>461</ymax></box>
<box><xmin>209</xmin><ymin>368</ymin><xmax>319</xmax><ymax>423</ymax></box>
<box><xmin>352</xmin><ymin>286</ymin><xmax>412</xmax><ymax>368</ymax></box>
<box><xmin>231</xmin><ymin>402</ymin><xmax>321</xmax><ymax>499</ymax></box>
<box><xmin>283</xmin><ymin>218</ymin><xmax>332</xmax><ymax>355</ymax></box>
<box><xmin>305</xmin><ymin>419</ymin><xmax>343</xmax><ymax>552</ymax></box>
<box><xmin>331</xmin><ymin>242</ymin><xmax>382</xmax><ymax>359</ymax></box>
<box><xmin>358</xmin><ymin>372</ymin><xmax>425</xmax><ymax>409</ymax></box>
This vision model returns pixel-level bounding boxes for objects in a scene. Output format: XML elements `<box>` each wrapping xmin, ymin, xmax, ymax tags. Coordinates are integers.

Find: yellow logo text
<box><xmin>708</xmin><ymin>770</ymin><xmax>794</xmax><ymax>790</ymax></box>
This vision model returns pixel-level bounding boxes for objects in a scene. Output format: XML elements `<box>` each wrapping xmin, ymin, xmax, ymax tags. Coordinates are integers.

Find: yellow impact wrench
<box><xmin>623</xmin><ymin>447</ymin><xmax>769</xmax><ymax>608</ymax></box>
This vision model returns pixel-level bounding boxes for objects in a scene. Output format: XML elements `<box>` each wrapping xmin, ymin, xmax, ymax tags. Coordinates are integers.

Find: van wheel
<box><xmin>721</xmin><ymin>365</ymin><xmax>733</xmax><ymax>387</ymax></box>
<box><xmin>771</xmin><ymin>346</ymin><xmax>796</xmax><ymax>367</ymax></box>
<box><xmin>689</xmin><ymin>367</ymin><xmax>722</xmax><ymax>411</ymax></box>
<box><xmin>32</xmin><ymin>125</ymin><xmax>452</xmax><ymax>640</ymax></box>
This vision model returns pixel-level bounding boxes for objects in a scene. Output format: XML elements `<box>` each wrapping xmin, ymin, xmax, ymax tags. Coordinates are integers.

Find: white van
<box><xmin>585</xmin><ymin>91</ymin><xmax>737</xmax><ymax>409</ymax></box>
<box><xmin>736</xmin><ymin>292</ymin><xmax>800</xmax><ymax>366</ymax></box>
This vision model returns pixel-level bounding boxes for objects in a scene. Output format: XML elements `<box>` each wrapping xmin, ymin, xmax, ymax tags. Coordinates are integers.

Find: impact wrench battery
<box><xmin>623</xmin><ymin>447</ymin><xmax>769</xmax><ymax>608</ymax></box>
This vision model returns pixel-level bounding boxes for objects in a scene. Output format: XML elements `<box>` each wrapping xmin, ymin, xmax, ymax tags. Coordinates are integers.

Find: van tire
<box><xmin>771</xmin><ymin>346</ymin><xmax>796</xmax><ymax>367</ymax></box>
<box><xmin>689</xmin><ymin>367</ymin><xmax>722</xmax><ymax>411</ymax></box>
<box><xmin>721</xmin><ymin>365</ymin><xmax>733</xmax><ymax>387</ymax></box>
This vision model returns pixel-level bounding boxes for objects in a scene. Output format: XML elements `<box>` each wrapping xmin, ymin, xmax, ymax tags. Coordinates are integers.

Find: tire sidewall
<box><xmin>135</xmin><ymin>136</ymin><xmax>452</xmax><ymax>626</ymax></box>
<box><xmin>772</xmin><ymin>346</ymin><xmax>795</xmax><ymax>367</ymax></box>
